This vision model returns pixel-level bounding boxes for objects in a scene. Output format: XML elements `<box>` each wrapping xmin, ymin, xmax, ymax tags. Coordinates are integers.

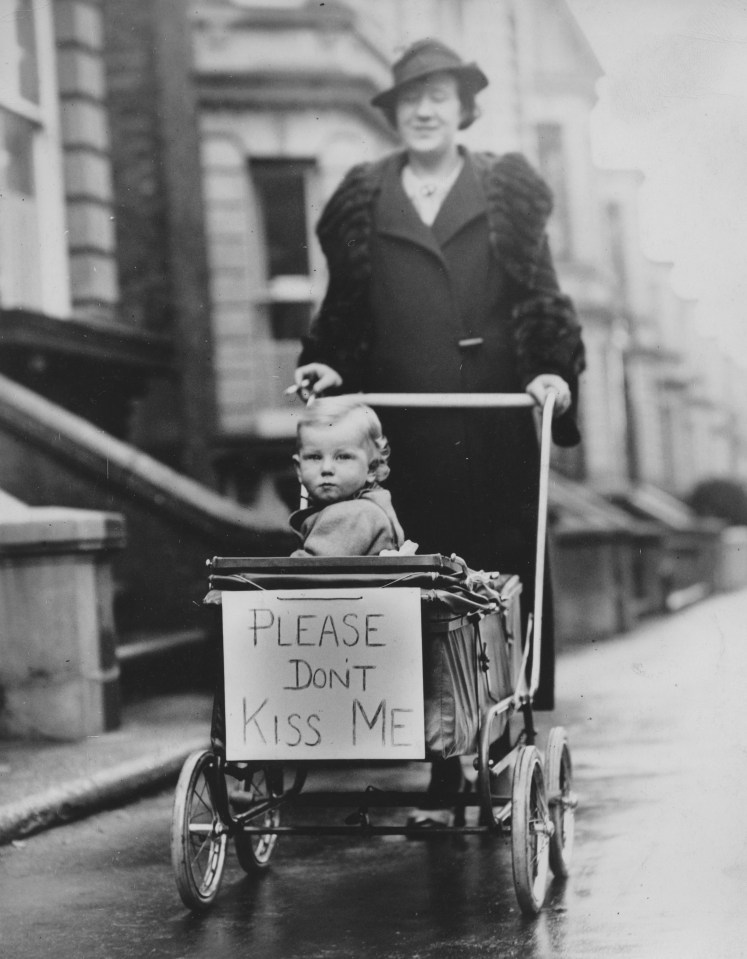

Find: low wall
<box><xmin>659</xmin><ymin>525</ymin><xmax>722</xmax><ymax>599</ymax></box>
<box><xmin>0</xmin><ymin>497</ymin><xmax>125</xmax><ymax>739</ymax></box>
<box><xmin>552</xmin><ymin>528</ymin><xmax>639</xmax><ymax>646</ymax></box>
<box><xmin>715</xmin><ymin>526</ymin><xmax>747</xmax><ymax>592</ymax></box>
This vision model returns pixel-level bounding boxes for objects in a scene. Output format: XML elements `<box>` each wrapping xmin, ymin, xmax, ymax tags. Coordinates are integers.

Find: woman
<box><xmin>295</xmin><ymin>38</ymin><xmax>585</xmax><ymax>816</ymax></box>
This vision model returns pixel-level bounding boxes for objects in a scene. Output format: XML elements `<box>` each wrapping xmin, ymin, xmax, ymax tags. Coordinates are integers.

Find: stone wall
<box><xmin>55</xmin><ymin>0</ymin><xmax>119</xmax><ymax>320</ymax></box>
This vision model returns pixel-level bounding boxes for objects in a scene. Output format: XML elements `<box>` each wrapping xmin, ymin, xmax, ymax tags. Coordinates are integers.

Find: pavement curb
<box><xmin>0</xmin><ymin>736</ymin><xmax>208</xmax><ymax>845</ymax></box>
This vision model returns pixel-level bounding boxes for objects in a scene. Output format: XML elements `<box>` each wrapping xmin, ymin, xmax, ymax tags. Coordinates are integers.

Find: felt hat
<box><xmin>371</xmin><ymin>38</ymin><xmax>489</xmax><ymax>113</ymax></box>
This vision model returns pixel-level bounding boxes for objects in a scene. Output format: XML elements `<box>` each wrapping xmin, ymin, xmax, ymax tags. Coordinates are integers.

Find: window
<box><xmin>250</xmin><ymin>158</ymin><xmax>315</xmax><ymax>340</ymax></box>
<box><xmin>536</xmin><ymin>122</ymin><xmax>571</xmax><ymax>259</ymax></box>
<box><xmin>0</xmin><ymin>0</ymin><xmax>39</xmax><ymax>107</ymax></box>
<box><xmin>1</xmin><ymin>107</ymin><xmax>35</xmax><ymax>195</ymax></box>
<box><xmin>0</xmin><ymin>0</ymin><xmax>70</xmax><ymax>315</ymax></box>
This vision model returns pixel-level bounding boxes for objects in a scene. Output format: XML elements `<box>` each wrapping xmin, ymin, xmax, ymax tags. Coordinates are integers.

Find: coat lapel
<box><xmin>375</xmin><ymin>152</ymin><xmax>488</xmax><ymax>261</ymax></box>
<box><xmin>374</xmin><ymin>155</ymin><xmax>446</xmax><ymax>262</ymax></box>
<box><xmin>431</xmin><ymin>154</ymin><xmax>488</xmax><ymax>248</ymax></box>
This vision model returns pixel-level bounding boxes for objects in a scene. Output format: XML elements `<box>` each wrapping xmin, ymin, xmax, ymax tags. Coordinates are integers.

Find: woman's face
<box><xmin>395</xmin><ymin>71</ymin><xmax>464</xmax><ymax>160</ymax></box>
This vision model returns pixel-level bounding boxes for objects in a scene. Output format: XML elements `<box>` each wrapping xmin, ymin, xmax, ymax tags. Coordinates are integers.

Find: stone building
<box><xmin>0</xmin><ymin>0</ymin><xmax>289</xmax><ymax>680</ymax></box>
<box><xmin>5</xmin><ymin>0</ymin><xmax>744</xmax><ymax>509</ymax></box>
<box><xmin>182</xmin><ymin>0</ymin><xmax>609</xmax><ymax>498</ymax></box>
<box><xmin>1</xmin><ymin>0</ymin><xmax>745</xmax><ymax>661</ymax></box>
<box><xmin>0</xmin><ymin>0</ymin><xmax>172</xmax><ymax>438</ymax></box>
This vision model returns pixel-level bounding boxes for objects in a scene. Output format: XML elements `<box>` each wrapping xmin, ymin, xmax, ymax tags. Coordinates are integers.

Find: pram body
<box><xmin>170</xmin><ymin>394</ymin><xmax>576</xmax><ymax>916</ymax></box>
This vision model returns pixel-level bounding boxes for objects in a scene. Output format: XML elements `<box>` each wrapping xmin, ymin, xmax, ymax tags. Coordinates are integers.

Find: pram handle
<box><xmin>358</xmin><ymin>391</ymin><xmax>555</xmax><ymax>700</ymax></box>
<box><xmin>358</xmin><ymin>392</ymin><xmax>535</xmax><ymax>408</ymax></box>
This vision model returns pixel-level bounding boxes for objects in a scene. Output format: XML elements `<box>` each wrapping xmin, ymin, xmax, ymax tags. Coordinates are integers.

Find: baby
<box><xmin>290</xmin><ymin>396</ymin><xmax>407</xmax><ymax>556</ymax></box>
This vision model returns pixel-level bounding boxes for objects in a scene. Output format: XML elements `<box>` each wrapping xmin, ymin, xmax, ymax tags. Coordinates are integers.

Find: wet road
<box><xmin>2</xmin><ymin>589</ymin><xmax>747</xmax><ymax>958</ymax></box>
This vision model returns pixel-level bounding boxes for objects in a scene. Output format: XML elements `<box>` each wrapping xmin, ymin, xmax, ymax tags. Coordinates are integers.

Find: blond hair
<box><xmin>296</xmin><ymin>396</ymin><xmax>392</xmax><ymax>483</ymax></box>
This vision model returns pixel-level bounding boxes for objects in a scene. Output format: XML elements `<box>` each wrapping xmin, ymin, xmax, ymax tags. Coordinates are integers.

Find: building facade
<box><xmin>0</xmin><ymin>0</ymin><xmax>173</xmax><ymax>440</ymax></box>
<box><xmin>4</xmin><ymin>0</ymin><xmax>747</xmax><ymax>523</ymax></box>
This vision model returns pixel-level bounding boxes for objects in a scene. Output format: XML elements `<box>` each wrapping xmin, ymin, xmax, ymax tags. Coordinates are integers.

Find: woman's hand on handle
<box><xmin>524</xmin><ymin>374</ymin><xmax>571</xmax><ymax>416</ymax></box>
<box><xmin>293</xmin><ymin>363</ymin><xmax>343</xmax><ymax>398</ymax></box>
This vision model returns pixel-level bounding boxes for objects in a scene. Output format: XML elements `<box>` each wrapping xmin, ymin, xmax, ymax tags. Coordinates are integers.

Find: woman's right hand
<box><xmin>294</xmin><ymin>363</ymin><xmax>343</xmax><ymax>397</ymax></box>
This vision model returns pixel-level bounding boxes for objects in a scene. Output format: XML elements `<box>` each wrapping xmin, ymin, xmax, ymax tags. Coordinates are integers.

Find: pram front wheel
<box><xmin>511</xmin><ymin>745</ymin><xmax>551</xmax><ymax>916</ymax></box>
<box><xmin>171</xmin><ymin>749</ymin><xmax>228</xmax><ymax>910</ymax></box>
<box><xmin>232</xmin><ymin>766</ymin><xmax>282</xmax><ymax>874</ymax></box>
<box><xmin>546</xmin><ymin>727</ymin><xmax>576</xmax><ymax>878</ymax></box>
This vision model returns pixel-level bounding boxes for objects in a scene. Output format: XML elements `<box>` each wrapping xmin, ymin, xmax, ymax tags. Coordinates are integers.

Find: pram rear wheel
<box><xmin>511</xmin><ymin>745</ymin><xmax>551</xmax><ymax>916</ymax></box>
<box><xmin>232</xmin><ymin>766</ymin><xmax>282</xmax><ymax>874</ymax></box>
<box><xmin>546</xmin><ymin>727</ymin><xmax>576</xmax><ymax>878</ymax></box>
<box><xmin>171</xmin><ymin>749</ymin><xmax>228</xmax><ymax>911</ymax></box>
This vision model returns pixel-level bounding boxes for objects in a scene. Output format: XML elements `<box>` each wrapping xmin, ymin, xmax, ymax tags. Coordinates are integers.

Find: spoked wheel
<box><xmin>545</xmin><ymin>727</ymin><xmax>576</xmax><ymax>878</ymax></box>
<box><xmin>171</xmin><ymin>749</ymin><xmax>228</xmax><ymax>911</ymax></box>
<box><xmin>511</xmin><ymin>745</ymin><xmax>552</xmax><ymax>916</ymax></box>
<box><xmin>478</xmin><ymin>708</ymin><xmax>512</xmax><ymax>826</ymax></box>
<box><xmin>232</xmin><ymin>766</ymin><xmax>282</xmax><ymax>874</ymax></box>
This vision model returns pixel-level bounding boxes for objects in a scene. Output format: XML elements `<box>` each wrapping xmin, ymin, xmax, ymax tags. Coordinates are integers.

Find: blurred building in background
<box><xmin>1</xmin><ymin>0</ymin><xmax>746</xmax><ymax>712</ymax></box>
<box><xmin>4</xmin><ymin>0</ymin><xmax>744</xmax><ymax>505</ymax></box>
<box><xmin>0</xmin><ymin>0</ymin><xmax>176</xmax><ymax>436</ymax></box>
<box><xmin>105</xmin><ymin>0</ymin><xmax>747</xmax><ymax>509</ymax></box>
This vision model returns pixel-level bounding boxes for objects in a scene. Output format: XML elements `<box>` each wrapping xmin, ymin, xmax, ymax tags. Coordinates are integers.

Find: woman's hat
<box><xmin>371</xmin><ymin>38</ymin><xmax>489</xmax><ymax>111</ymax></box>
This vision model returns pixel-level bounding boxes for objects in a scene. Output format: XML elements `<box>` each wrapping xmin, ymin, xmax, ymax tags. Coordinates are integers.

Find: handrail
<box><xmin>0</xmin><ymin>373</ymin><xmax>286</xmax><ymax>538</ymax></box>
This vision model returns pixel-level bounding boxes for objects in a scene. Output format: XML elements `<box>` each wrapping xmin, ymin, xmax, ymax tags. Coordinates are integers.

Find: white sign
<box><xmin>221</xmin><ymin>588</ymin><xmax>425</xmax><ymax>760</ymax></box>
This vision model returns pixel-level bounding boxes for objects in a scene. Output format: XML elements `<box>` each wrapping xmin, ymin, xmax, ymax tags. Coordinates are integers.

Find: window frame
<box><xmin>0</xmin><ymin>0</ymin><xmax>71</xmax><ymax>317</ymax></box>
<box><xmin>249</xmin><ymin>156</ymin><xmax>319</xmax><ymax>342</ymax></box>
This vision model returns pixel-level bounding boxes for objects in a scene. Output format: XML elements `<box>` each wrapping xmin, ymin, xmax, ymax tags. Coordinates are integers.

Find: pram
<box><xmin>170</xmin><ymin>392</ymin><xmax>577</xmax><ymax>916</ymax></box>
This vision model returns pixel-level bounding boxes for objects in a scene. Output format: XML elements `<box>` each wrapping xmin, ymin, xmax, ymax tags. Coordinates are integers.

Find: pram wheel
<box><xmin>171</xmin><ymin>749</ymin><xmax>228</xmax><ymax>911</ymax></box>
<box><xmin>511</xmin><ymin>745</ymin><xmax>551</xmax><ymax>916</ymax></box>
<box><xmin>232</xmin><ymin>766</ymin><xmax>283</xmax><ymax>874</ymax></box>
<box><xmin>545</xmin><ymin>727</ymin><xmax>576</xmax><ymax>878</ymax></box>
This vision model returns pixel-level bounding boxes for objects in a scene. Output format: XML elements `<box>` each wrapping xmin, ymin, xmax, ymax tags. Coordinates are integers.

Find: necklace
<box><xmin>401</xmin><ymin>158</ymin><xmax>464</xmax><ymax>226</ymax></box>
<box><xmin>403</xmin><ymin>158</ymin><xmax>464</xmax><ymax>199</ymax></box>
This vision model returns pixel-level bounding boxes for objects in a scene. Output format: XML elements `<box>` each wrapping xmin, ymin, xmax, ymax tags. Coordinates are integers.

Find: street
<box><xmin>2</xmin><ymin>589</ymin><xmax>747</xmax><ymax>959</ymax></box>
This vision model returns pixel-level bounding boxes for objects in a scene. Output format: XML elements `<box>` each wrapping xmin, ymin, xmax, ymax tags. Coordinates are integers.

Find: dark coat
<box><xmin>289</xmin><ymin>486</ymin><xmax>405</xmax><ymax>557</ymax></box>
<box><xmin>301</xmin><ymin>149</ymin><xmax>585</xmax><ymax>442</ymax></box>
<box><xmin>300</xmin><ymin>150</ymin><xmax>586</xmax><ymax>708</ymax></box>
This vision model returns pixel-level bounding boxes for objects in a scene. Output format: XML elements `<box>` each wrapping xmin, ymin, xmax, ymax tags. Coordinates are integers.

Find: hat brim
<box><xmin>371</xmin><ymin>62</ymin><xmax>488</xmax><ymax>110</ymax></box>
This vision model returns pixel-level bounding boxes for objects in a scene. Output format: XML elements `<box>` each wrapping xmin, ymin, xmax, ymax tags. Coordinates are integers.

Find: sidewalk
<box><xmin>1</xmin><ymin>588</ymin><xmax>739</xmax><ymax>848</ymax></box>
<box><xmin>0</xmin><ymin>690</ymin><xmax>434</xmax><ymax>845</ymax></box>
<box><xmin>0</xmin><ymin>692</ymin><xmax>212</xmax><ymax>844</ymax></box>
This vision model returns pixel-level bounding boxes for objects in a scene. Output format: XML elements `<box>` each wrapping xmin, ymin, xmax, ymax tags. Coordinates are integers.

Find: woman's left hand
<box><xmin>525</xmin><ymin>374</ymin><xmax>571</xmax><ymax>416</ymax></box>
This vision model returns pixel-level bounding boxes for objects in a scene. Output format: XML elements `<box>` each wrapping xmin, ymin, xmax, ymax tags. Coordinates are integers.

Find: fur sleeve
<box><xmin>299</xmin><ymin>161</ymin><xmax>383</xmax><ymax>388</ymax></box>
<box><xmin>513</xmin><ymin>289</ymin><xmax>586</xmax><ymax>448</ymax></box>
<box><xmin>476</xmin><ymin>151</ymin><xmax>554</xmax><ymax>289</ymax></box>
<box><xmin>513</xmin><ymin>291</ymin><xmax>586</xmax><ymax>385</ymax></box>
<box><xmin>480</xmin><ymin>154</ymin><xmax>587</xmax><ymax>448</ymax></box>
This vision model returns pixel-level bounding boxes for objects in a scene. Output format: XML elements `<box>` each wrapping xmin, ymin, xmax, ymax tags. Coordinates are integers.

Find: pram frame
<box><xmin>170</xmin><ymin>392</ymin><xmax>576</xmax><ymax>917</ymax></box>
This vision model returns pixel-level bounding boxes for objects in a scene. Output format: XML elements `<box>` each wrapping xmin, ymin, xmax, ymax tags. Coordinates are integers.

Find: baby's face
<box><xmin>295</xmin><ymin>420</ymin><xmax>375</xmax><ymax>505</ymax></box>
